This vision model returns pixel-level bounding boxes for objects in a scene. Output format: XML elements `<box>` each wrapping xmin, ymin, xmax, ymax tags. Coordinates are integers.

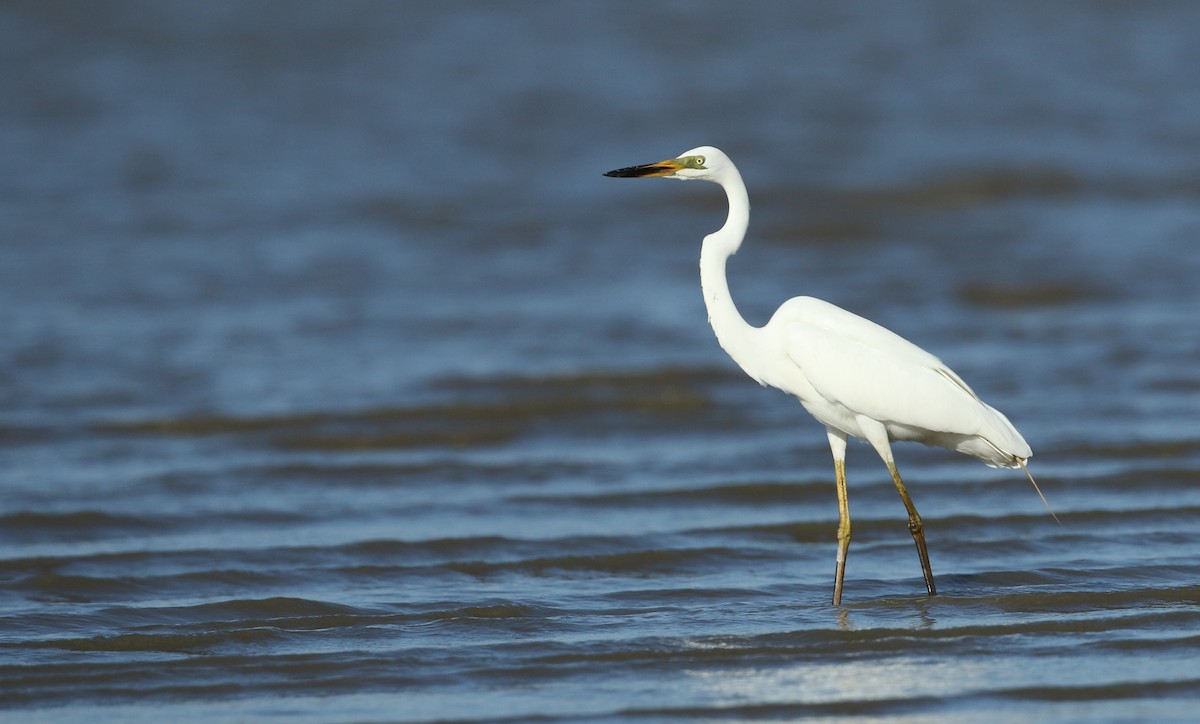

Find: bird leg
<box><xmin>886</xmin><ymin>461</ymin><xmax>937</xmax><ymax>597</ymax></box>
<box><xmin>832</xmin><ymin>457</ymin><xmax>851</xmax><ymax>605</ymax></box>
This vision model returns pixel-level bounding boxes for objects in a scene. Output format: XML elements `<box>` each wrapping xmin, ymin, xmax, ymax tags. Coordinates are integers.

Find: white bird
<box><xmin>605</xmin><ymin>146</ymin><xmax>1052</xmax><ymax>605</ymax></box>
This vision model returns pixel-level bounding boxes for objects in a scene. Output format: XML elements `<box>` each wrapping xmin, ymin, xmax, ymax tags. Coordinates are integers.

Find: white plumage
<box><xmin>607</xmin><ymin>145</ymin><xmax>1046</xmax><ymax>604</ymax></box>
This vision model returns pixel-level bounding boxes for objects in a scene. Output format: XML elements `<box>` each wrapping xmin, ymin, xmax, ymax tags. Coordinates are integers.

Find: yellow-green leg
<box><xmin>832</xmin><ymin>457</ymin><xmax>851</xmax><ymax>605</ymax></box>
<box><xmin>826</xmin><ymin>429</ymin><xmax>851</xmax><ymax>605</ymax></box>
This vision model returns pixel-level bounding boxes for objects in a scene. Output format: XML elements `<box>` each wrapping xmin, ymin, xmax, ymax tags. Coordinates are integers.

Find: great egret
<box><xmin>605</xmin><ymin>146</ymin><xmax>1050</xmax><ymax>605</ymax></box>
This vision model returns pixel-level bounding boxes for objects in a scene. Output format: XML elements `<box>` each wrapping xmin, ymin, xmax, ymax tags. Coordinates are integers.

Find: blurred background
<box><xmin>3</xmin><ymin>2</ymin><xmax>1200</xmax><ymax>721</ymax></box>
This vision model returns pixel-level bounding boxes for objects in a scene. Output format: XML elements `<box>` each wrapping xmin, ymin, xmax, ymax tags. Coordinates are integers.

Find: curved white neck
<box><xmin>699</xmin><ymin>167</ymin><xmax>759</xmax><ymax>374</ymax></box>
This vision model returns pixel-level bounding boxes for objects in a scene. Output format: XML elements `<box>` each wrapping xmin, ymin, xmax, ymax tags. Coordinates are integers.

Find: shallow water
<box><xmin>3</xmin><ymin>2</ymin><xmax>1200</xmax><ymax>721</ymax></box>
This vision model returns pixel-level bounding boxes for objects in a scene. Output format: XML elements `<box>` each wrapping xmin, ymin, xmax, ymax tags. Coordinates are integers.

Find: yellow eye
<box><xmin>693</xmin><ymin>155</ymin><xmax>706</xmax><ymax>168</ymax></box>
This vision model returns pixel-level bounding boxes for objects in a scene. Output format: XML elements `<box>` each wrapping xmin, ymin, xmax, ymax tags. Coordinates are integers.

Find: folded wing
<box><xmin>778</xmin><ymin>297</ymin><xmax>1031</xmax><ymax>464</ymax></box>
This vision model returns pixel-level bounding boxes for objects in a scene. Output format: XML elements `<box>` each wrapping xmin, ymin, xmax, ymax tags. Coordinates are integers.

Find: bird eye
<box><xmin>692</xmin><ymin>155</ymin><xmax>706</xmax><ymax>168</ymax></box>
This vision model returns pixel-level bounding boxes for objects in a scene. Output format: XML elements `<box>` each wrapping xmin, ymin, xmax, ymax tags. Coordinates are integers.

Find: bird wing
<box><xmin>778</xmin><ymin>297</ymin><xmax>999</xmax><ymax>438</ymax></box>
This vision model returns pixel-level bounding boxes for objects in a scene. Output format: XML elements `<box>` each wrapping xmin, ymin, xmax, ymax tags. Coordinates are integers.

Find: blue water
<box><xmin>3</xmin><ymin>2</ymin><xmax>1200</xmax><ymax>721</ymax></box>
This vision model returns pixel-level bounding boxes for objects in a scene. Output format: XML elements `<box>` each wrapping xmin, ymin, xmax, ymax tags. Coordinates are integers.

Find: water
<box><xmin>3</xmin><ymin>2</ymin><xmax>1200</xmax><ymax>721</ymax></box>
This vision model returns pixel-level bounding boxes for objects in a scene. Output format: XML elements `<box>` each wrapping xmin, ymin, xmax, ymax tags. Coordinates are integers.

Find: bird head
<box><xmin>604</xmin><ymin>146</ymin><xmax>727</xmax><ymax>182</ymax></box>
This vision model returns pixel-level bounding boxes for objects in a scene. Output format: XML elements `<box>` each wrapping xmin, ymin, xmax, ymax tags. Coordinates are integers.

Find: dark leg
<box><xmin>886</xmin><ymin>460</ymin><xmax>936</xmax><ymax>597</ymax></box>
